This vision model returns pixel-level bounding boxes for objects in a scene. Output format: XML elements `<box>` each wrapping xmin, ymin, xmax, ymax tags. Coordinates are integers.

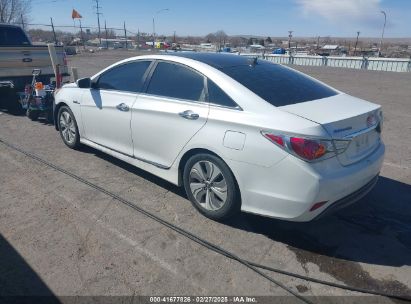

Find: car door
<box><xmin>131</xmin><ymin>61</ymin><xmax>209</xmax><ymax>168</ymax></box>
<box><xmin>80</xmin><ymin>60</ymin><xmax>152</xmax><ymax>156</ymax></box>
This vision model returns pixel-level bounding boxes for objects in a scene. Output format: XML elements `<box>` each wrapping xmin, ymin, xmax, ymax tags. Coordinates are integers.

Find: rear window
<box><xmin>207</xmin><ymin>79</ymin><xmax>238</xmax><ymax>108</ymax></box>
<box><xmin>221</xmin><ymin>60</ymin><xmax>337</xmax><ymax>107</ymax></box>
<box><xmin>0</xmin><ymin>27</ymin><xmax>30</xmax><ymax>46</ymax></box>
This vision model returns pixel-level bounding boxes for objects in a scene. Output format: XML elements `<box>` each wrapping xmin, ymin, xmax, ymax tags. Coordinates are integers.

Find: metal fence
<box><xmin>241</xmin><ymin>54</ymin><xmax>411</xmax><ymax>73</ymax></box>
<box><xmin>15</xmin><ymin>20</ymin><xmax>139</xmax><ymax>50</ymax></box>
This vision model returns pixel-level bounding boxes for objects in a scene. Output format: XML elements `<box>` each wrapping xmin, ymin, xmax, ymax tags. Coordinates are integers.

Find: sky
<box><xmin>29</xmin><ymin>0</ymin><xmax>411</xmax><ymax>38</ymax></box>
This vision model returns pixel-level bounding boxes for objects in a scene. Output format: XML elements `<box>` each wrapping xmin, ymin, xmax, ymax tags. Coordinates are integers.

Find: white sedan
<box><xmin>54</xmin><ymin>53</ymin><xmax>385</xmax><ymax>221</ymax></box>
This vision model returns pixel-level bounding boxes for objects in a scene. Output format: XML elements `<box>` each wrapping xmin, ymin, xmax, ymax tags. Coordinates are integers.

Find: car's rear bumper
<box><xmin>229</xmin><ymin>142</ymin><xmax>385</xmax><ymax>222</ymax></box>
<box><xmin>315</xmin><ymin>174</ymin><xmax>379</xmax><ymax>220</ymax></box>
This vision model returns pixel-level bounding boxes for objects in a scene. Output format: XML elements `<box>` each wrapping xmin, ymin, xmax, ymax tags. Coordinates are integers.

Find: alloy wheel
<box><xmin>189</xmin><ymin>160</ymin><xmax>228</xmax><ymax>211</ymax></box>
<box><xmin>59</xmin><ymin>111</ymin><xmax>76</xmax><ymax>144</ymax></box>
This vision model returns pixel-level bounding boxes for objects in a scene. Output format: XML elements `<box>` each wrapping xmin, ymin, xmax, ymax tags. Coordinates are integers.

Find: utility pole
<box><xmin>50</xmin><ymin>17</ymin><xmax>57</xmax><ymax>45</ymax></box>
<box><xmin>123</xmin><ymin>22</ymin><xmax>128</xmax><ymax>49</ymax></box>
<box><xmin>316</xmin><ymin>36</ymin><xmax>320</xmax><ymax>50</ymax></box>
<box><xmin>379</xmin><ymin>11</ymin><xmax>387</xmax><ymax>57</ymax></box>
<box><xmin>173</xmin><ymin>31</ymin><xmax>176</xmax><ymax>44</ymax></box>
<box><xmin>354</xmin><ymin>31</ymin><xmax>360</xmax><ymax>56</ymax></box>
<box><xmin>21</xmin><ymin>14</ymin><xmax>25</xmax><ymax>30</ymax></box>
<box><xmin>79</xmin><ymin>19</ymin><xmax>85</xmax><ymax>50</ymax></box>
<box><xmin>93</xmin><ymin>0</ymin><xmax>102</xmax><ymax>46</ymax></box>
<box><xmin>104</xmin><ymin>20</ymin><xmax>108</xmax><ymax>49</ymax></box>
<box><xmin>137</xmin><ymin>29</ymin><xmax>140</xmax><ymax>51</ymax></box>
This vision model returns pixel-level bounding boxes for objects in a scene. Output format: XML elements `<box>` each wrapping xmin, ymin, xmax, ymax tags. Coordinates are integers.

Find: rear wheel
<box><xmin>183</xmin><ymin>153</ymin><xmax>240</xmax><ymax>221</ymax></box>
<box><xmin>57</xmin><ymin>106</ymin><xmax>80</xmax><ymax>149</ymax></box>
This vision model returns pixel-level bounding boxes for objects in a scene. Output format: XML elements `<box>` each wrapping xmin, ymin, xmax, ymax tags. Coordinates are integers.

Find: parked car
<box><xmin>272</xmin><ymin>48</ymin><xmax>286</xmax><ymax>55</ymax></box>
<box><xmin>0</xmin><ymin>24</ymin><xmax>69</xmax><ymax>110</ymax></box>
<box><xmin>64</xmin><ymin>46</ymin><xmax>77</xmax><ymax>55</ymax></box>
<box><xmin>54</xmin><ymin>53</ymin><xmax>384</xmax><ymax>221</ymax></box>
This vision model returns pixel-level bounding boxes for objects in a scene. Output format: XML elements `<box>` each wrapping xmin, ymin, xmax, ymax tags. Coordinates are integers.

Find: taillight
<box><xmin>264</xmin><ymin>134</ymin><xmax>284</xmax><ymax>147</ymax></box>
<box><xmin>290</xmin><ymin>137</ymin><xmax>326</xmax><ymax>160</ymax></box>
<box><xmin>262</xmin><ymin>131</ymin><xmax>349</xmax><ymax>162</ymax></box>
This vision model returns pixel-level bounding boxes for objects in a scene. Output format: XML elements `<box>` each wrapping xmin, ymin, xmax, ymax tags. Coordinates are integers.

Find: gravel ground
<box><xmin>0</xmin><ymin>50</ymin><xmax>410</xmax><ymax>302</ymax></box>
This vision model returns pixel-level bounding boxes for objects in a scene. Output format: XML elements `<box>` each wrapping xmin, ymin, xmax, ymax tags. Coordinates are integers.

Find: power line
<box><xmin>19</xmin><ymin>22</ymin><xmax>124</xmax><ymax>31</ymax></box>
<box><xmin>31</xmin><ymin>0</ymin><xmax>67</xmax><ymax>4</ymax></box>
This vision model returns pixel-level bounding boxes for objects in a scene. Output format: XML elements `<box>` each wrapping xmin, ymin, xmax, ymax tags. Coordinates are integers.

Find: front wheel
<box><xmin>57</xmin><ymin>106</ymin><xmax>80</xmax><ymax>149</ymax></box>
<box><xmin>183</xmin><ymin>153</ymin><xmax>240</xmax><ymax>221</ymax></box>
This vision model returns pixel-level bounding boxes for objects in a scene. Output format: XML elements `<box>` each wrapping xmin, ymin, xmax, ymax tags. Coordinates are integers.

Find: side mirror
<box><xmin>76</xmin><ymin>77</ymin><xmax>92</xmax><ymax>89</ymax></box>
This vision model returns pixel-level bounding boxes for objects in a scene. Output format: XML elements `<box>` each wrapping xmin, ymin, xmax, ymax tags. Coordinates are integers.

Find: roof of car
<box><xmin>165</xmin><ymin>52</ymin><xmax>254</xmax><ymax>69</ymax></box>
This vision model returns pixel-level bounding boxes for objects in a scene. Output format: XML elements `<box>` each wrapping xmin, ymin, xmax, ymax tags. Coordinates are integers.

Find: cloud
<box><xmin>296</xmin><ymin>0</ymin><xmax>383</xmax><ymax>24</ymax></box>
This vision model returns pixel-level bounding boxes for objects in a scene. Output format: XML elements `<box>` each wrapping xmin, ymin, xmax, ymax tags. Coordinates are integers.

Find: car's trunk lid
<box><xmin>280</xmin><ymin>93</ymin><xmax>382</xmax><ymax>166</ymax></box>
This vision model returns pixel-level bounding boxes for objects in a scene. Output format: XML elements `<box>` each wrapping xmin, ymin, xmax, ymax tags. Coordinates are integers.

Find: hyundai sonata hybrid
<box><xmin>54</xmin><ymin>53</ymin><xmax>384</xmax><ymax>221</ymax></box>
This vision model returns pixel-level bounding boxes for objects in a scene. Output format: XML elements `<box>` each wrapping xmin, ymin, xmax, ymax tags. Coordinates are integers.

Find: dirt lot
<box><xmin>1</xmin><ymin>50</ymin><xmax>410</xmax><ymax>302</ymax></box>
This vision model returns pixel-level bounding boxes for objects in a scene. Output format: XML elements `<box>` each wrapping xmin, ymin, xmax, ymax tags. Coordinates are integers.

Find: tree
<box><xmin>205</xmin><ymin>33</ymin><xmax>216</xmax><ymax>43</ymax></box>
<box><xmin>0</xmin><ymin>0</ymin><xmax>30</xmax><ymax>24</ymax></box>
<box><xmin>215</xmin><ymin>30</ymin><xmax>227</xmax><ymax>48</ymax></box>
<box><xmin>265</xmin><ymin>36</ymin><xmax>272</xmax><ymax>44</ymax></box>
<box><xmin>259</xmin><ymin>39</ymin><xmax>265</xmax><ymax>46</ymax></box>
<box><xmin>229</xmin><ymin>36</ymin><xmax>245</xmax><ymax>48</ymax></box>
<box><xmin>247</xmin><ymin>37</ymin><xmax>254</xmax><ymax>45</ymax></box>
<box><xmin>105</xmin><ymin>29</ymin><xmax>116</xmax><ymax>39</ymax></box>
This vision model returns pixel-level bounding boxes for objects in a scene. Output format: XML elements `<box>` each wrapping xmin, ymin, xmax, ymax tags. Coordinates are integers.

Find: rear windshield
<box><xmin>221</xmin><ymin>60</ymin><xmax>337</xmax><ymax>107</ymax></box>
<box><xmin>0</xmin><ymin>27</ymin><xmax>30</xmax><ymax>46</ymax></box>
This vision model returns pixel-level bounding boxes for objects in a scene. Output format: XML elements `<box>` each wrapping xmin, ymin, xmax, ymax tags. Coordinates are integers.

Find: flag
<box><xmin>72</xmin><ymin>9</ymin><xmax>82</xmax><ymax>19</ymax></box>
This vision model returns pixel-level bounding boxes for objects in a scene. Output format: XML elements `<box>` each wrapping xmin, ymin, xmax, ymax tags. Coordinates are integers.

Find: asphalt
<box><xmin>0</xmin><ymin>50</ymin><xmax>410</xmax><ymax>302</ymax></box>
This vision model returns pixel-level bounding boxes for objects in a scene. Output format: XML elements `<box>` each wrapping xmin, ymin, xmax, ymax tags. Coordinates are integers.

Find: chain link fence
<box><xmin>14</xmin><ymin>19</ymin><xmax>151</xmax><ymax>53</ymax></box>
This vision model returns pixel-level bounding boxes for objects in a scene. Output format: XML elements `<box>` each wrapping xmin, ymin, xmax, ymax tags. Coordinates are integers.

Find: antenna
<box><xmin>93</xmin><ymin>0</ymin><xmax>102</xmax><ymax>45</ymax></box>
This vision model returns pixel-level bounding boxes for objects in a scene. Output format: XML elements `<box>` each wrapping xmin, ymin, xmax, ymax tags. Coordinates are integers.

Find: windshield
<box><xmin>221</xmin><ymin>60</ymin><xmax>338</xmax><ymax>107</ymax></box>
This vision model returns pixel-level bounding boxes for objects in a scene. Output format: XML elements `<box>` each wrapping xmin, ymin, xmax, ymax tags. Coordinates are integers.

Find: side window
<box><xmin>97</xmin><ymin>61</ymin><xmax>151</xmax><ymax>92</ymax></box>
<box><xmin>147</xmin><ymin>62</ymin><xmax>205</xmax><ymax>102</ymax></box>
<box><xmin>207</xmin><ymin>79</ymin><xmax>238</xmax><ymax>108</ymax></box>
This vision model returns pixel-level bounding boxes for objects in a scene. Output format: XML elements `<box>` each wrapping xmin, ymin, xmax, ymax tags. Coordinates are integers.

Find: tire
<box><xmin>9</xmin><ymin>101</ymin><xmax>24</xmax><ymax>115</ymax></box>
<box><xmin>57</xmin><ymin>106</ymin><xmax>80</xmax><ymax>149</ymax></box>
<box><xmin>26</xmin><ymin>109</ymin><xmax>39</xmax><ymax>121</ymax></box>
<box><xmin>6</xmin><ymin>92</ymin><xmax>24</xmax><ymax>115</ymax></box>
<box><xmin>183</xmin><ymin>153</ymin><xmax>240</xmax><ymax>221</ymax></box>
<box><xmin>46</xmin><ymin>109</ymin><xmax>54</xmax><ymax>124</ymax></box>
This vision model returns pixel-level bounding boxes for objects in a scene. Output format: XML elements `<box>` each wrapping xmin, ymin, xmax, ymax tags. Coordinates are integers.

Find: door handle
<box><xmin>116</xmin><ymin>103</ymin><xmax>129</xmax><ymax>112</ymax></box>
<box><xmin>178</xmin><ymin>110</ymin><xmax>199</xmax><ymax>120</ymax></box>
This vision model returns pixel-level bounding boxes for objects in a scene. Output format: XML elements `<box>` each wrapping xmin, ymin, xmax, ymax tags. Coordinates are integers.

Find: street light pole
<box><xmin>288</xmin><ymin>30</ymin><xmax>293</xmax><ymax>53</ymax></box>
<box><xmin>152</xmin><ymin>8</ymin><xmax>169</xmax><ymax>49</ymax></box>
<box><xmin>152</xmin><ymin>16</ymin><xmax>155</xmax><ymax>49</ymax></box>
<box><xmin>354</xmin><ymin>31</ymin><xmax>360</xmax><ymax>56</ymax></box>
<box><xmin>379</xmin><ymin>10</ymin><xmax>387</xmax><ymax>57</ymax></box>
